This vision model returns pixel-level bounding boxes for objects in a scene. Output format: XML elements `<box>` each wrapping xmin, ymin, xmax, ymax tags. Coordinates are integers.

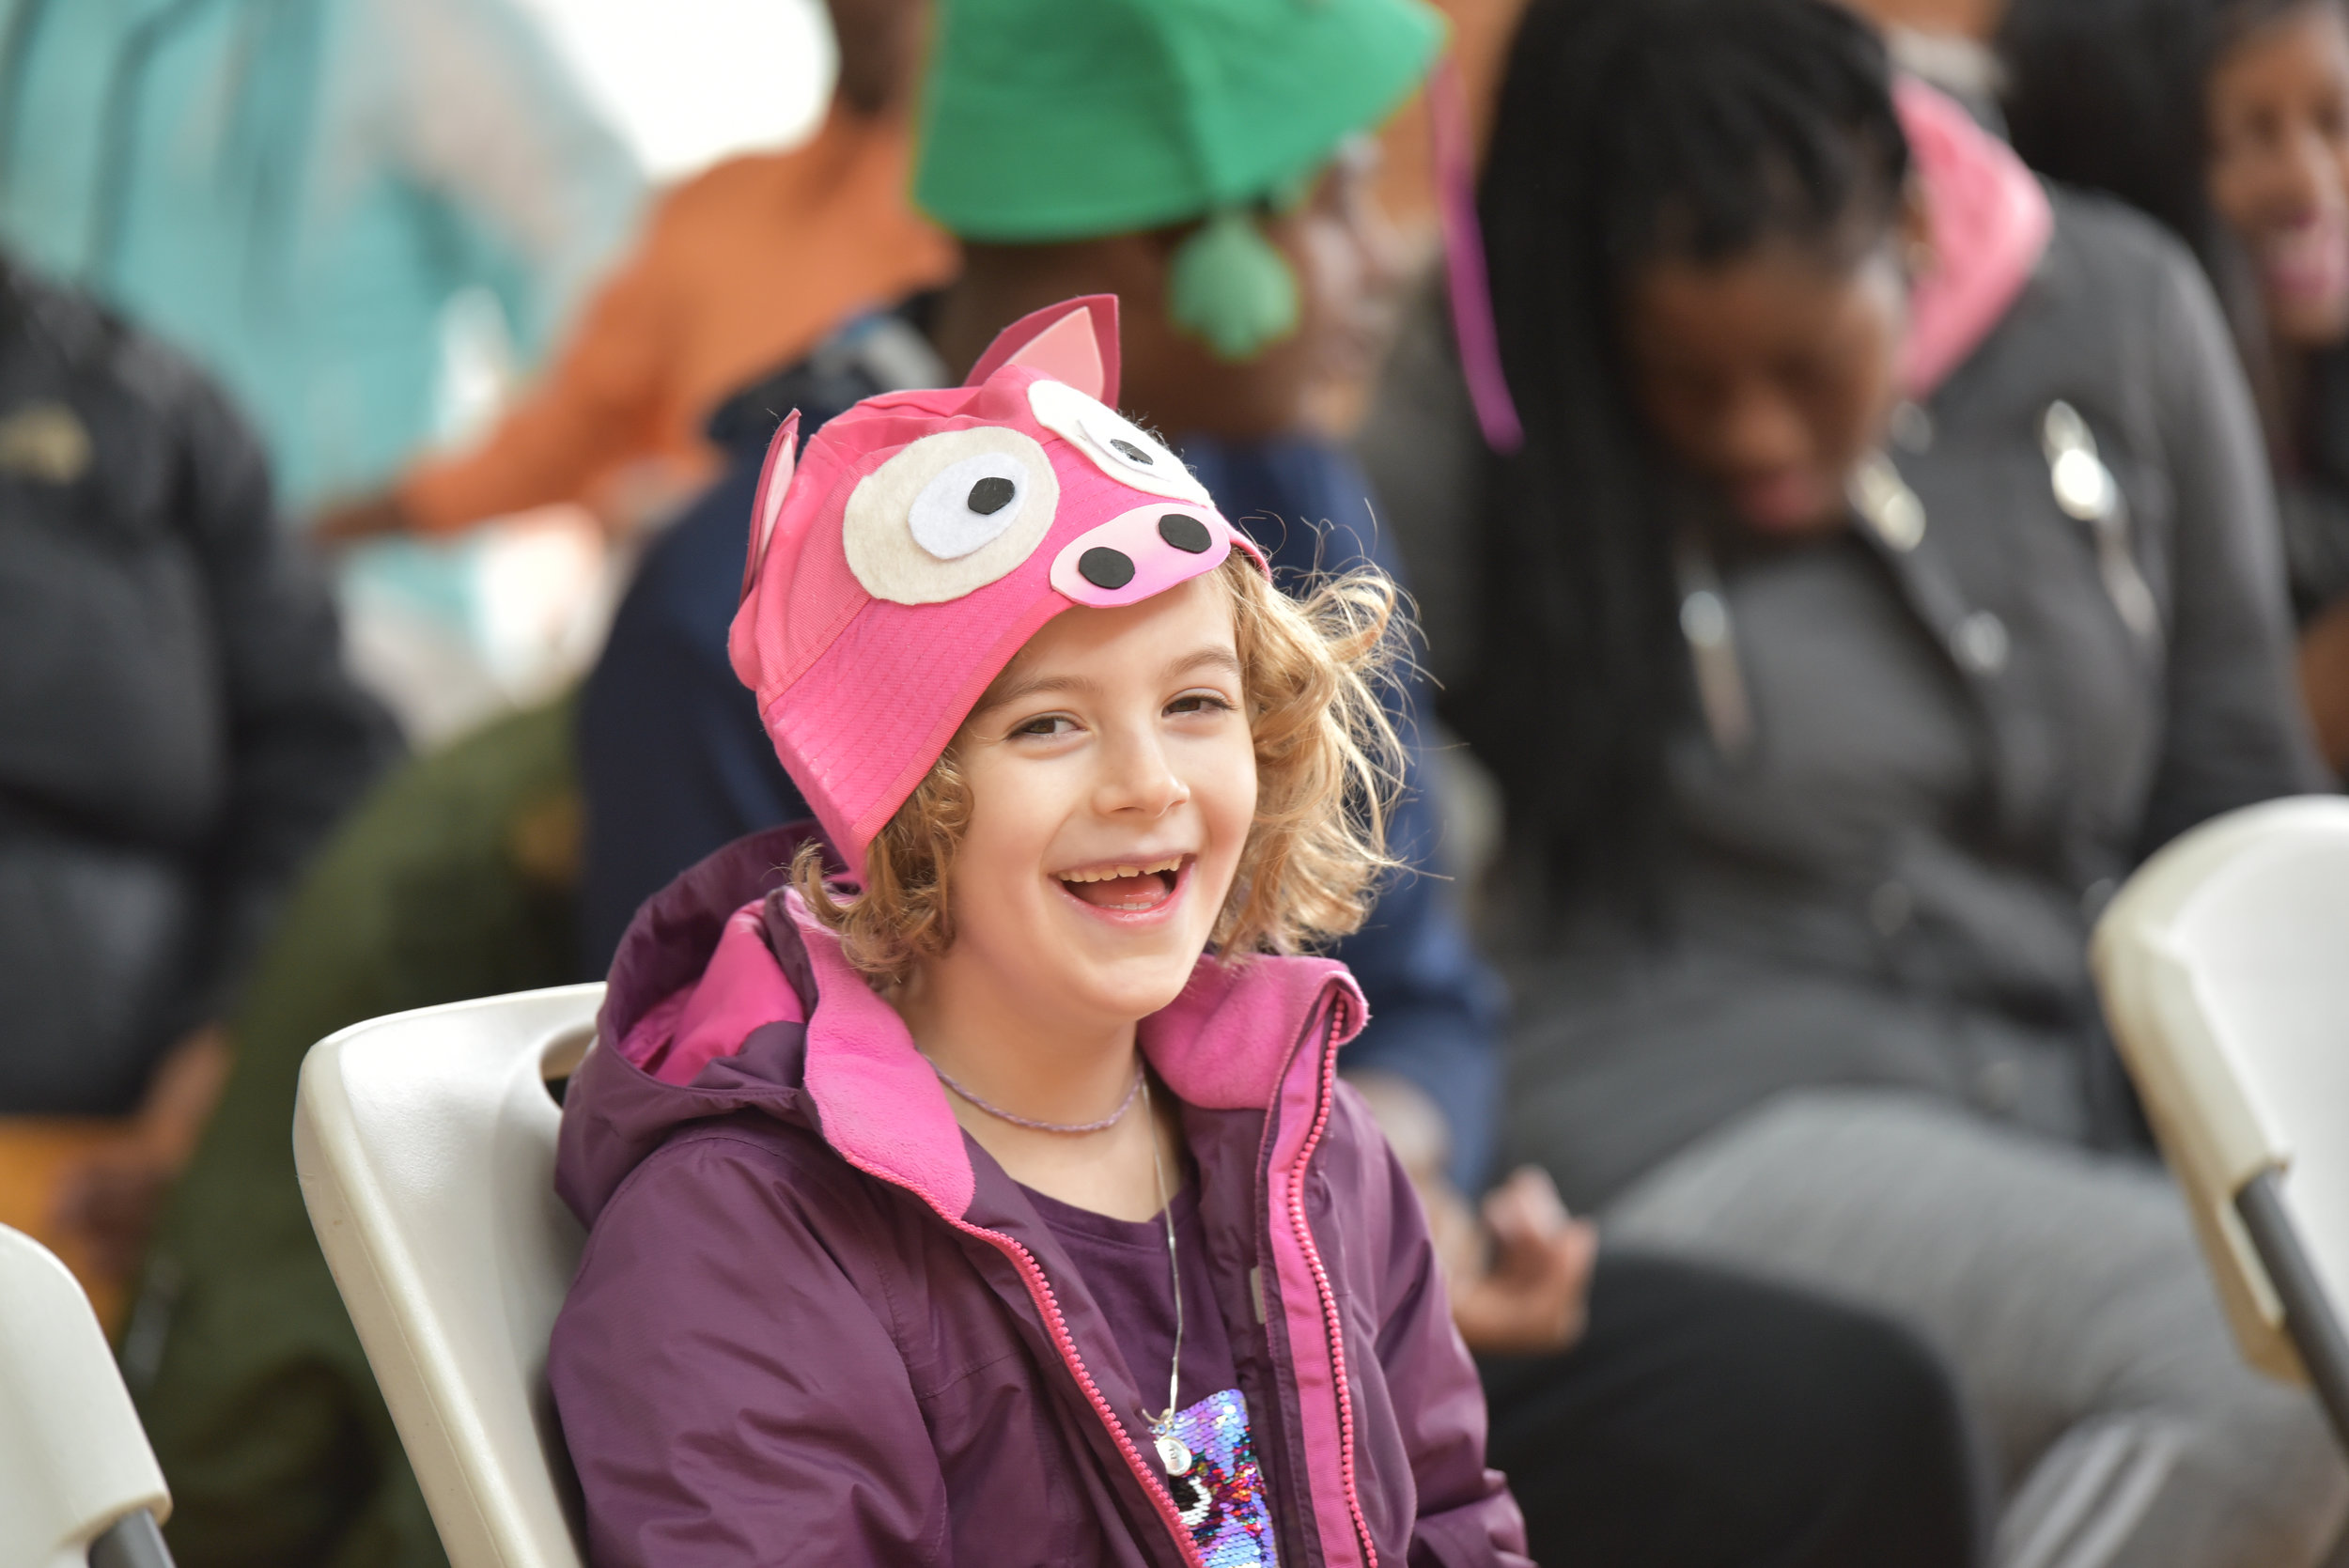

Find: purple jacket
<box><xmin>551</xmin><ymin>829</ymin><xmax>1529</xmax><ymax>1567</ymax></box>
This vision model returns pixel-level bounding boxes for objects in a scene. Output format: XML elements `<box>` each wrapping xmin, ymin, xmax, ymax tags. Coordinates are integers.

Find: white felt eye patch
<box><xmin>1028</xmin><ymin>379</ymin><xmax>1211</xmax><ymax>505</ymax></box>
<box><xmin>910</xmin><ymin>451</ymin><xmax>1032</xmax><ymax>559</ymax></box>
<box><xmin>844</xmin><ymin>427</ymin><xmax>1059</xmax><ymax>605</ymax></box>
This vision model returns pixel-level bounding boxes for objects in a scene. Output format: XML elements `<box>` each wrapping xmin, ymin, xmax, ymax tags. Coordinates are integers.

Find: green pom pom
<box><xmin>1169</xmin><ymin>209</ymin><xmax>1300</xmax><ymax>363</ymax></box>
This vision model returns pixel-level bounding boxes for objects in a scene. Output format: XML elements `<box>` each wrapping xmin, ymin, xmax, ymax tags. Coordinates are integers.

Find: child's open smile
<box><xmin>880</xmin><ymin>570</ymin><xmax>1259</xmax><ymax>1201</ymax></box>
<box><xmin>933</xmin><ymin>570</ymin><xmax>1258</xmax><ymax>1038</ymax></box>
<box><xmin>1052</xmin><ymin>852</ymin><xmax>1194</xmax><ymax>918</ymax></box>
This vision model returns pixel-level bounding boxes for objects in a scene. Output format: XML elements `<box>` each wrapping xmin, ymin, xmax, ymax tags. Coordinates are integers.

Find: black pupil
<box><xmin>1109</xmin><ymin>437</ymin><xmax>1155</xmax><ymax>465</ymax></box>
<box><xmin>967</xmin><ymin>475</ymin><xmax>1016</xmax><ymax>515</ymax></box>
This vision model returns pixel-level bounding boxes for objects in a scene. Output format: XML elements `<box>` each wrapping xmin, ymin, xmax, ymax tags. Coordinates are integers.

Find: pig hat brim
<box><xmin>727</xmin><ymin>295</ymin><xmax>1268</xmax><ymax>875</ymax></box>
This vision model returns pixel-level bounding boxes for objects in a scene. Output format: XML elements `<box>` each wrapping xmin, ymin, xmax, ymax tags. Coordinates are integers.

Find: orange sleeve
<box><xmin>397</xmin><ymin>211</ymin><xmax>679</xmax><ymax>535</ymax></box>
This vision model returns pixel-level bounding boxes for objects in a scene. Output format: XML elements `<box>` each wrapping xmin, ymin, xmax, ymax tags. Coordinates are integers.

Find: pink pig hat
<box><xmin>727</xmin><ymin>295</ymin><xmax>1268</xmax><ymax>874</ymax></box>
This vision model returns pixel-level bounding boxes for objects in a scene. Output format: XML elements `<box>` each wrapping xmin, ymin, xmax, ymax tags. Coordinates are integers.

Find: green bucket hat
<box><xmin>915</xmin><ymin>0</ymin><xmax>1444</xmax><ymax>360</ymax></box>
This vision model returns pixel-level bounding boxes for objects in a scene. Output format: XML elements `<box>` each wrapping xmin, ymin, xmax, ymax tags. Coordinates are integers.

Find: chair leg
<box><xmin>87</xmin><ymin>1508</ymin><xmax>173</xmax><ymax>1568</ymax></box>
<box><xmin>2239</xmin><ymin>1168</ymin><xmax>2349</xmax><ymax>1455</ymax></box>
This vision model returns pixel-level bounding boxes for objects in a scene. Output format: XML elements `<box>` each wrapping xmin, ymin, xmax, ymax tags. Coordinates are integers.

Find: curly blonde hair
<box><xmin>794</xmin><ymin>553</ymin><xmax>1407</xmax><ymax>985</ymax></box>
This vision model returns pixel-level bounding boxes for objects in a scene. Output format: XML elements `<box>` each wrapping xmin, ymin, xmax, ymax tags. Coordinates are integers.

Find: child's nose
<box><xmin>1049</xmin><ymin>502</ymin><xmax>1234</xmax><ymax>608</ymax></box>
<box><xmin>1096</xmin><ymin>727</ymin><xmax>1190</xmax><ymax>815</ymax></box>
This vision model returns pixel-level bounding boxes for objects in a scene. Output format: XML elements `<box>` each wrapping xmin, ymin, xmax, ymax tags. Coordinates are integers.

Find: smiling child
<box><xmin>546</xmin><ymin>296</ymin><xmax>1529</xmax><ymax>1567</ymax></box>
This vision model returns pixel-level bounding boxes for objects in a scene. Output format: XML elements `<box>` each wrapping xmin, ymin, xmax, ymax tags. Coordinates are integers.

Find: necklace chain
<box><xmin>930</xmin><ymin>1056</ymin><xmax>1189</xmax><ymax>1476</ymax></box>
<box><xmin>1142</xmin><ymin>1075</ymin><xmax>1188</xmax><ymax>1473</ymax></box>
<box><xmin>929</xmin><ymin>1059</ymin><xmax>1144</xmax><ymax>1134</ymax></box>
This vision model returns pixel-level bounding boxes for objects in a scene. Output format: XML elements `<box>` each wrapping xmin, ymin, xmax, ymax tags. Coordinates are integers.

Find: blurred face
<box><xmin>1284</xmin><ymin>140</ymin><xmax>1423</xmax><ymax>436</ymax></box>
<box><xmin>928</xmin><ymin>575</ymin><xmax>1257</xmax><ymax>1030</ymax></box>
<box><xmin>2207</xmin><ymin>1</ymin><xmax>2349</xmax><ymax>346</ymax></box>
<box><xmin>1622</xmin><ymin>230</ymin><xmax>1909</xmax><ymax>537</ymax></box>
<box><xmin>1119</xmin><ymin>147</ymin><xmax>1416</xmax><ymax>442</ymax></box>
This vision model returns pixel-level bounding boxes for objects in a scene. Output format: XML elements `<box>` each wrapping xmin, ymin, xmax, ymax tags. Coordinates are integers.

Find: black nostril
<box><xmin>1110</xmin><ymin>438</ymin><xmax>1155</xmax><ymax>465</ymax></box>
<box><xmin>1157</xmin><ymin>513</ymin><xmax>1211</xmax><ymax>553</ymax></box>
<box><xmin>1078</xmin><ymin>547</ymin><xmax>1136</xmax><ymax>589</ymax></box>
<box><xmin>967</xmin><ymin>475</ymin><xmax>1016</xmax><ymax>515</ymax></box>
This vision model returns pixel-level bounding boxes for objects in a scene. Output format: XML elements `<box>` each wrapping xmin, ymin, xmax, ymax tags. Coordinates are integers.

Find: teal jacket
<box><xmin>0</xmin><ymin>0</ymin><xmax>643</xmax><ymax>508</ymax></box>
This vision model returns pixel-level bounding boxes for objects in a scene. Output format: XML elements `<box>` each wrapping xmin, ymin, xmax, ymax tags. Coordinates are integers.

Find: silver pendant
<box><xmin>1849</xmin><ymin>451</ymin><xmax>1925</xmax><ymax>551</ymax></box>
<box><xmin>1154</xmin><ymin>1431</ymin><xmax>1193</xmax><ymax>1475</ymax></box>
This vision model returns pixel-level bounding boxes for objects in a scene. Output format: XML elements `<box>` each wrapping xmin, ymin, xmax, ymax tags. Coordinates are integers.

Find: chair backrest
<box><xmin>294</xmin><ymin>984</ymin><xmax>603</xmax><ymax>1568</ymax></box>
<box><xmin>0</xmin><ymin>1223</ymin><xmax>171</xmax><ymax>1568</ymax></box>
<box><xmin>2092</xmin><ymin>796</ymin><xmax>2349</xmax><ymax>1385</ymax></box>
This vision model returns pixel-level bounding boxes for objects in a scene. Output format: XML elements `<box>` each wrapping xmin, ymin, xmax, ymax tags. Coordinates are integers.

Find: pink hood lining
<box><xmin>1897</xmin><ymin>77</ymin><xmax>2054</xmax><ymax>402</ymax></box>
<box><xmin>619</xmin><ymin>887</ymin><xmax>1370</xmax><ymax>1221</ymax></box>
<box><xmin>616</xmin><ymin>902</ymin><xmax>807</xmax><ymax>1087</ymax></box>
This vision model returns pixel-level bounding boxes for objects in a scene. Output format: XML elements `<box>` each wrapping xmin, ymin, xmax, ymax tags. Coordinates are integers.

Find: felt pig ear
<box><xmin>963</xmin><ymin>295</ymin><xmax>1119</xmax><ymax>407</ymax></box>
<box><xmin>739</xmin><ymin>411</ymin><xmax>801</xmax><ymax>604</ymax></box>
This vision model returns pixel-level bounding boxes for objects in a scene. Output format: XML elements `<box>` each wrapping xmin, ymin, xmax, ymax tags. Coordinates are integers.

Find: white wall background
<box><xmin>513</xmin><ymin>0</ymin><xmax>838</xmax><ymax>181</ymax></box>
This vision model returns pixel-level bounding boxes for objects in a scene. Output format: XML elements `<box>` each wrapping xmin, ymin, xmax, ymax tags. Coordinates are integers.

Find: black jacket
<box><xmin>0</xmin><ymin>259</ymin><xmax>395</xmax><ymax>1112</ymax></box>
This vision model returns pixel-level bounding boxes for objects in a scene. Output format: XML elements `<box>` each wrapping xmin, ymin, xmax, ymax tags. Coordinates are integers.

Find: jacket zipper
<box><xmin>1280</xmin><ymin>1003</ymin><xmax>1379</xmax><ymax>1568</ymax></box>
<box><xmin>956</xmin><ymin>1217</ymin><xmax>1212</xmax><ymax>1568</ymax></box>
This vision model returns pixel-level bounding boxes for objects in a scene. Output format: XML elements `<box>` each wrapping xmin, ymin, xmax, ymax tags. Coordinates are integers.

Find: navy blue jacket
<box><xmin>579</xmin><ymin>321</ymin><xmax>1503</xmax><ymax>1188</ymax></box>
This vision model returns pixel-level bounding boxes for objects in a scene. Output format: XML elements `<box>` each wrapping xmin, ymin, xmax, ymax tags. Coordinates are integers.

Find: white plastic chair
<box><xmin>294</xmin><ymin>984</ymin><xmax>603</xmax><ymax>1568</ymax></box>
<box><xmin>0</xmin><ymin>1222</ymin><xmax>173</xmax><ymax>1568</ymax></box>
<box><xmin>2091</xmin><ymin>795</ymin><xmax>2349</xmax><ymax>1449</ymax></box>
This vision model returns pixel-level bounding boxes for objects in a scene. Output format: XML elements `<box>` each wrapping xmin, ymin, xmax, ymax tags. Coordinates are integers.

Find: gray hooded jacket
<box><xmin>1364</xmin><ymin>189</ymin><xmax>2326</xmax><ymax>1211</ymax></box>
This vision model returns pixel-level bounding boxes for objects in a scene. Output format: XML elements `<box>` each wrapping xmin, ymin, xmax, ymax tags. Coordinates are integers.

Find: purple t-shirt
<box><xmin>1026</xmin><ymin>1179</ymin><xmax>1283</xmax><ymax>1565</ymax></box>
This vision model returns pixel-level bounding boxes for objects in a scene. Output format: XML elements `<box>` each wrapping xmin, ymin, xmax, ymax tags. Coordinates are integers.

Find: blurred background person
<box><xmin>1466</xmin><ymin>0</ymin><xmax>2344</xmax><ymax>1562</ymax></box>
<box><xmin>309</xmin><ymin>0</ymin><xmax>955</xmax><ymax>550</ymax></box>
<box><xmin>1358</xmin><ymin>0</ymin><xmax>2011</xmax><ymax>670</ymax></box>
<box><xmin>0</xmin><ymin>250</ymin><xmax>393</xmax><ymax>1227</ymax></box>
<box><xmin>2002</xmin><ymin>0</ymin><xmax>2349</xmax><ymax>775</ymax></box>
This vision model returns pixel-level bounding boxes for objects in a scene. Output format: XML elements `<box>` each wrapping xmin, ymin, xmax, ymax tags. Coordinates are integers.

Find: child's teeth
<box><xmin>1061</xmin><ymin>857</ymin><xmax>1182</xmax><ymax>883</ymax></box>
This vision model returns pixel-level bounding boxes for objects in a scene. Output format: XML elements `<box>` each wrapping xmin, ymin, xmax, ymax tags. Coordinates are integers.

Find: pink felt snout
<box><xmin>1048</xmin><ymin>502</ymin><xmax>1238</xmax><ymax>608</ymax></box>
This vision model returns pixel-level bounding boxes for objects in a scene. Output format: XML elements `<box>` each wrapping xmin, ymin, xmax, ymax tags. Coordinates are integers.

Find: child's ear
<box><xmin>740</xmin><ymin>410</ymin><xmax>801</xmax><ymax>603</ymax></box>
<box><xmin>962</xmin><ymin>295</ymin><xmax>1120</xmax><ymax>406</ymax></box>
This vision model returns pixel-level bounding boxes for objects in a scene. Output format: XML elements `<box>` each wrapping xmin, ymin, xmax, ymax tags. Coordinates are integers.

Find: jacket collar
<box><xmin>1898</xmin><ymin>77</ymin><xmax>2053</xmax><ymax>402</ymax></box>
<box><xmin>774</xmin><ymin>889</ymin><xmax>1367</xmax><ymax>1219</ymax></box>
<box><xmin>586</xmin><ymin>828</ymin><xmax>1369</xmax><ymax>1225</ymax></box>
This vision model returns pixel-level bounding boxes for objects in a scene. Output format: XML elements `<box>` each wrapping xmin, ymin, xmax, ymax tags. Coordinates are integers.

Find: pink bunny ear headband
<box><xmin>727</xmin><ymin>295</ymin><xmax>1269</xmax><ymax>876</ymax></box>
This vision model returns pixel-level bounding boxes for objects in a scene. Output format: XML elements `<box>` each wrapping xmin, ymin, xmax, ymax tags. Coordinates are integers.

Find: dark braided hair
<box><xmin>1466</xmin><ymin>0</ymin><xmax>1908</xmax><ymax>924</ymax></box>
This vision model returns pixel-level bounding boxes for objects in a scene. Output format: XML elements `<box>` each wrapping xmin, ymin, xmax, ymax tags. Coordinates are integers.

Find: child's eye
<box><xmin>1013</xmin><ymin>713</ymin><xmax>1078</xmax><ymax>738</ymax></box>
<box><xmin>1167</xmin><ymin>691</ymin><xmax>1236</xmax><ymax>717</ymax></box>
